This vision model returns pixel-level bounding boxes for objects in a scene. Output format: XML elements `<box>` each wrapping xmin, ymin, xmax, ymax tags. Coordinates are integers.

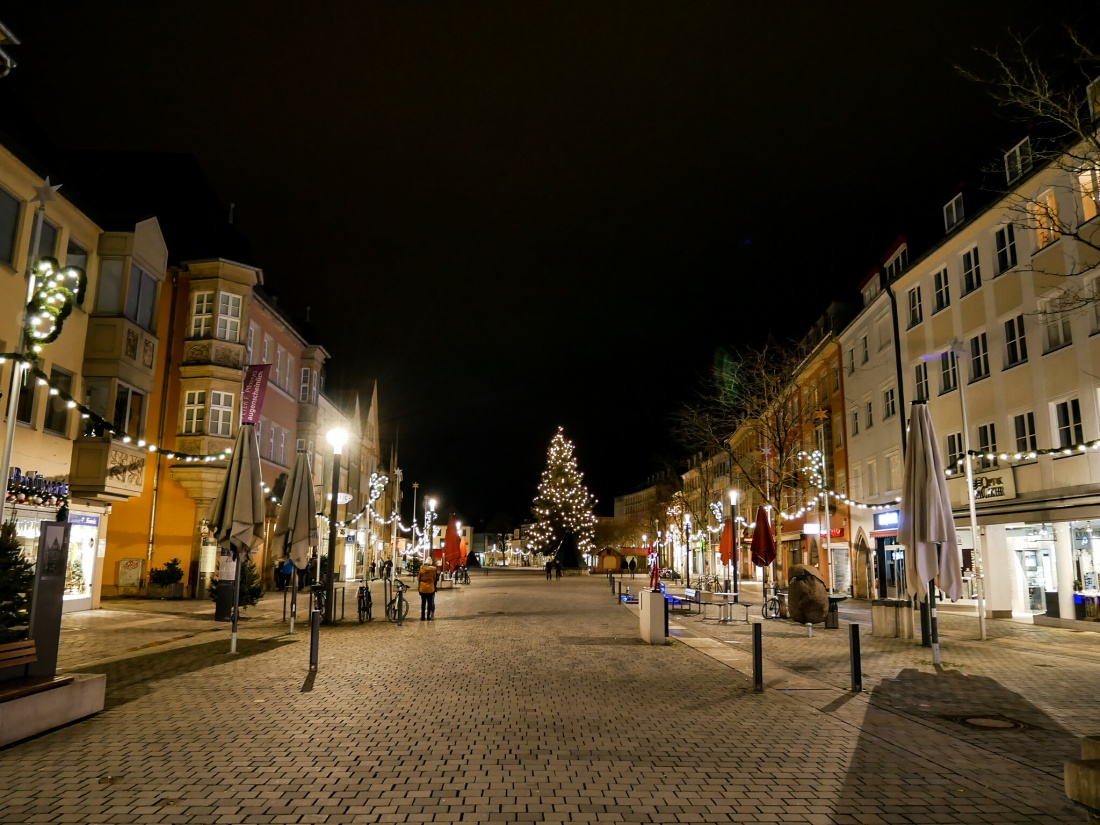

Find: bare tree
<box><xmin>959</xmin><ymin>29</ymin><xmax>1100</xmax><ymax>312</ymax></box>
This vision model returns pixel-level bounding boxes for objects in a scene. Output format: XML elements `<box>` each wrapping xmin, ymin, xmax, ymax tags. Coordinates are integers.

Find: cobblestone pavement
<box><xmin>0</xmin><ymin>570</ymin><xmax>1093</xmax><ymax>824</ymax></box>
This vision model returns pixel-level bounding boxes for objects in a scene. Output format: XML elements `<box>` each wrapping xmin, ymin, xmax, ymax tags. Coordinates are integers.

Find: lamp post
<box><xmin>729</xmin><ymin>490</ymin><xmax>740</xmax><ymax>599</ymax></box>
<box><xmin>324</xmin><ymin>427</ymin><xmax>348</xmax><ymax>624</ymax></box>
<box><xmin>951</xmin><ymin>339</ymin><xmax>987</xmax><ymax>640</ymax></box>
<box><xmin>684</xmin><ymin>512</ymin><xmax>692</xmax><ymax>588</ymax></box>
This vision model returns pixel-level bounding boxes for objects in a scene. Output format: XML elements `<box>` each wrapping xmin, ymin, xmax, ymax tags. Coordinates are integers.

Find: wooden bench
<box><xmin>0</xmin><ymin>640</ymin><xmax>74</xmax><ymax>702</ymax></box>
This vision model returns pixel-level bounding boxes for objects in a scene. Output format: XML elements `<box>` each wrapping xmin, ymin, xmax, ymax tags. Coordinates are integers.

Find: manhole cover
<box><xmin>945</xmin><ymin>714</ymin><xmax>1031</xmax><ymax>730</ymax></box>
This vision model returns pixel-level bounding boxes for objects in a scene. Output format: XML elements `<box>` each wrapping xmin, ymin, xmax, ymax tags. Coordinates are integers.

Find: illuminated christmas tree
<box><xmin>528</xmin><ymin>428</ymin><xmax>597</xmax><ymax>568</ymax></box>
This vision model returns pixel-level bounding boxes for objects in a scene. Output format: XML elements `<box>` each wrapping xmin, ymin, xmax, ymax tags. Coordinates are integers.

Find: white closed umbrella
<box><xmin>899</xmin><ymin>401</ymin><xmax>963</xmax><ymax>664</ymax></box>
<box><xmin>273</xmin><ymin>451</ymin><xmax>317</xmax><ymax>632</ymax></box>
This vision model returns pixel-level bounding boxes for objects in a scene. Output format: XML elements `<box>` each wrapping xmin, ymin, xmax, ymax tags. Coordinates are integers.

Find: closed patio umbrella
<box><xmin>273</xmin><ymin>450</ymin><xmax>317</xmax><ymax>633</ymax></box>
<box><xmin>208</xmin><ymin>422</ymin><xmax>264</xmax><ymax>654</ymax></box>
<box><xmin>899</xmin><ymin>401</ymin><xmax>963</xmax><ymax>665</ymax></box>
<box><xmin>441</xmin><ymin>515</ymin><xmax>461</xmax><ymax>572</ymax></box>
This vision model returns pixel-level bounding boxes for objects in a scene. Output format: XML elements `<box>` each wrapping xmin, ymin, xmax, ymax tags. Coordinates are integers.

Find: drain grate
<box><xmin>944</xmin><ymin>714</ymin><xmax>1032</xmax><ymax>731</ymax></box>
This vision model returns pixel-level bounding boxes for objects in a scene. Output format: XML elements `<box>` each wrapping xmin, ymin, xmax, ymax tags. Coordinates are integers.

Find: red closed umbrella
<box><xmin>441</xmin><ymin>515</ymin><xmax>462</xmax><ymax>571</ymax></box>
<box><xmin>718</xmin><ymin>521</ymin><xmax>735</xmax><ymax>565</ymax></box>
<box><xmin>750</xmin><ymin>506</ymin><xmax>776</xmax><ymax>568</ymax></box>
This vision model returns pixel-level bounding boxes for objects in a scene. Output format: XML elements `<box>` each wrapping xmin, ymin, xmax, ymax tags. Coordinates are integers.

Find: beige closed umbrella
<box><xmin>208</xmin><ymin>422</ymin><xmax>264</xmax><ymax>654</ymax></box>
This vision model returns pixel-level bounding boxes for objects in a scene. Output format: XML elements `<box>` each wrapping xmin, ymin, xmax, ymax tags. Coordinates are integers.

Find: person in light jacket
<box><xmin>418</xmin><ymin>562</ymin><xmax>437</xmax><ymax>621</ymax></box>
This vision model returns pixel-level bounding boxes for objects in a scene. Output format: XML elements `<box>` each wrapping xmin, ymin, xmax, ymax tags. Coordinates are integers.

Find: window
<box><xmin>876</xmin><ymin>314</ymin><xmax>891</xmax><ymax>351</ymax></box>
<box><xmin>850</xmin><ymin>466</ymin><xmax>863</xmax><ymax>501</ymax></box>
<box><xmin>1041</xmin><ymin>296</ymin><xmax>1072</xmax><ymax>350</ymax></box>
<box><xmin>312</xmin><ymin>369</ymin><xmax>320</xmax><ymax>402</ymax></box>
<box><xmin>865</xmin><ymin>399</ymin><xmax>874</xmax><ymax>429</ymax></box>
<box><xmin>1004</xmin><ymin>137</ymin><xmax>1032</xmax><ymax>183</ymax></box>
<box><xmin>183</xmin><ymin>390</ymin><xmax>206</xmax><ymax>434</ymax></box>
<box><xmin>850</xmin><ymin>409</ymin><xmax>859</xmax><ymax>437</ymax></box>
<box><xmin>1054</xmin><ymin>398</ymin><xmax>1084</xmax><ymax>448</ymax></box>
<box><xmin>126</xmin><ymin>264</ymin><xmax>158</xmax><ymax>331</ymax></box>
<box><xmin>946</xmin><ymin>432</ymin><xmax>965</xmax><ymax>470</ymax></box>
<box><xmin>268</xmin><ymin>423</ymin><xmax>275</xmax><ymax>458</ymax></box>
<box><xmin>191</xmin><ymin>291</ymin><xmax>214</xmax><ymax>337</ymax></box>
<box><xmin>933</xmin><ymin>268</ymin><xmax>950</xmax><ymax>312</ymax></box>
<box><xmin>1014</xmin><ymin>411</ymin><xmax>1037</xmax><ymax>453</ymax></box>
<box><xmin>969</xmin><ymin>333</ymin><xmax>989</xmax><ymax>381</ymax></box>
<box><xmin>113</xmin><ymin>384</ymin><xmax>145</xmax><ymax>440</ymax></box>
<box><xmin>15</xmin><ymin>371</ymin><xmax>36</xmax><ymax>425</ymax></box>
<box><xmin>833</xmin><ymin>414</ymin><xmax>843</xmax><ymax>447</ymax></box>
<box><xmin>28</xmin><ymin>220</ymin><xmax>58</xmax><ymax>273</ymax></box>
<box><xmin>908</xmin><ymin>286</ymin><xmax>923</xmax><ymax>327</ymax></box>
<box><xmin>246</xmin><ymin>325</ymin><xmax>256</xmax><ymax>365</ymax></box>
<box><xmin>832</xmin><ymin>365</ymin><xmax>840</xmax><ymax>392</ymax></box>
<box><xmin>284</xmin><ymin>356</ymin><xmax>294</xmax><ymax>393</ymax></box>
<box><xmin>883</xmin><ymin>386</ymin><xmax>896</xmax><ymax>419</ymax></box>
<box><xmin>940</xmin><ymin>350</ymin><xmax>958</xmax><ymax>393</ymax></box>
<box><xmin>1031</xmin><ymin>190</ymin><xmax>1060</xmax><ymax>249</ymax></box>
<box><xmin>866</xmin><ymin>460</ymin><xmax>878</xmax><ymax>497</ymax></box>
<box><xmin>1005</xmin><ymin>315</ymin><xmax>1028</xmax><ymax>366</ymax></box>
<box><xmin>300</xmin><ymin>367</ymin><xmax>311</xmax><ymax>402</ymax></box>
<box><xmin>944</xmin><ymin>193</ymin><xmax>964</xmax><ymax>232</ymax></box>
<box><xmin>0</xmin><ymin>186</ymin><xmax>20</xmax><ymax>266</ymax></box>
<box><xmin>962</xmin><ymin>247</ymin><xmax>982</xmax><ymax>294</ymax></box>
<box><xmin>274</xmin><ymin>347</ymin><xmax>283</xmax><ymax>388</ymax></box>
<box><xmin>216</xmin><ymin>293</ymin><xmax>241</xmax><ymax>342</ymax></box>
<box><xmin>96</xmin><ymin>259</ymin><xmax>125</xmax><ymax>313</ymax></box>
<box><xmin>66</xmin><ymin>239</ymin><xmax>88</xmax><ymax>272</ymax></box>
<box><xmin>1090</xmin><ymin>276</ymin><xmax>1100</xmax><ymax>333</ymax></box>
<box><xmin>846</xmin><ymin>348</ymin><xmax>855</xmax><ymax>374</ymax></box>
<box><xmin>1079</xmin><ymin>165</ymin><xmax>1099</xmax><ymax>223</ymax></box>
<box><xmin>209</xmin><ymin>391</ymin><xmax>234</xmax><ymax>437</ymax></box>
<box><xmin>278</xmin><ymin>430</ymin><xmax>286</xmax><ymax>465</ymax></box>
<box><xmin>977</xmin><ymin>423</ymin><xmax>998</xmax><ymax>470</ymax></box>
<box><xmin>262</xmin><ymin>335</ymin><xmax>272</xmax><ymax>364</ymax></box>
<box><xmin>914</xmin><ymin>362</ymin><xmax>929</xmax><ymax>401</ymax></box>
<box><xmin>885</xmin><ymin>247</ymin><xmax>908</xmax><ymax>281</ymax></box>
<box><xmin>995</xmin><ymin>225</ymin><xmax>1017</xmax><ymax>273</ymax></box>
<box><xmin>887</xmin><ymin>451</ymin><xmax>902</xmax><ymax>493</ymax></box>
<box><xmin>860</xmin><ymin>335</ymin><xmax>869</xmax><ymax>364</ymax></box>
<box><xmin>42</xmin><ymin>368</ymin><xmax>73</xmax><ymax>435</ymax></box>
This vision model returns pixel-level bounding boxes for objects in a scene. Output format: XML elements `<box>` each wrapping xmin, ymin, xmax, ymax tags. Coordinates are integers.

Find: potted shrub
<box><xmin>147</xmin><ymin>557</ymin><xmax>185</xmax><ymax>599</ymax></box>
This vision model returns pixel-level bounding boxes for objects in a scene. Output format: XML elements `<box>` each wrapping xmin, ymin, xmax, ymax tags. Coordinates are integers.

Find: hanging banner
<box><xmin>240</xmin><ymin>364</ymin><xmax>272</xmax><ymax>424</ymax></box>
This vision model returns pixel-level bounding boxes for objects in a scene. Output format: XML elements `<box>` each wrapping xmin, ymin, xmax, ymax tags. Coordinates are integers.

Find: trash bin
<box><xmin>825</xmin><ymin>597</ymin><xmax>841</xmax><ymax>629</ymax></box>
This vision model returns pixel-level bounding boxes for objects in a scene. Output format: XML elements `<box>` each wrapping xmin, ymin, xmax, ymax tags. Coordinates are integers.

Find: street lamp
<box><xmin>324</xmin><ymin>426</ymin><xmax>348</xmax><ymax>624</ymax></box>
<box><xmin>729</xmin><ymin>490</ymin><xmax>740</xmax><ymax>599</ymax></box>
<box><xmin>684</xmin><ymin>513</ymin><xmax>692</xmax><ymax>588</ymax></box>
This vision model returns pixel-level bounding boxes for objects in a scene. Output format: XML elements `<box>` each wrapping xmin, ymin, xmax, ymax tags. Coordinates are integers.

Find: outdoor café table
<box><xmin>706</xmin><ymin>592</ymin><xmax>745</xmax><ymax>624</ymax></box>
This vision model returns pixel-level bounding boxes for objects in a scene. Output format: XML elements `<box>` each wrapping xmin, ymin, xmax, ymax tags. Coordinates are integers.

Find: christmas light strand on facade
<box><xmin>0</xmin><ymin>351</ymin><xmax>234</xmax><ymax>463</ymax></box>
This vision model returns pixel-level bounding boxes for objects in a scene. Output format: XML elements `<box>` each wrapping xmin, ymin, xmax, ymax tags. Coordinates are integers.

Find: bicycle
<box><xmin>386</xmin><ymin>579</ymin><xmax>410</xmax><ymax>624</ymax></box>
<box><xmin>357</xmin><ymin>581</ymin><xmax>373</xmax><ymax>623</ymax></box>
<box><xmin>762</xmin><ymin>586</ymin><xmax>787</xmax><ymax>620</ymax></box>
<box><xmin>456</xmin><ymin>567</ymin><xmax>470</xmax><ymax>585</ymax></box>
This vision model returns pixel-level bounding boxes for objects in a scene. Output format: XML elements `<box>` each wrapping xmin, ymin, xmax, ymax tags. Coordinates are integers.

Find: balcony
<box><xmin>68</xmin><ymin>435</ymin><xmax>150</xmax><ymax>501</ymax></box>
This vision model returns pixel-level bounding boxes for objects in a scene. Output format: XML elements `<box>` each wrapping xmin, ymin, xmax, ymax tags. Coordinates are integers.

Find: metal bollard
<box><xmin>309</xmin><ymin>605</ymin><xmax>321</xmax><ymax>671</ymax></box>
<box><xmin>752</xmin><ymin>623</ymin><xmax>763</xmax><ymax>692</ymax></box>
<box><xmin>617</xmin><ymin>581</ymin><xmax>622</xmax><ymax>601</ymax></box>
<box><xmin>850</xmin><ymin>623</ymin><xmax>862</xmax><ymax>692</ymax></box>
<box><xmin>610</xmin><ymin>574</ymin><xmax>615</xmax><ymax>593</ymax></box>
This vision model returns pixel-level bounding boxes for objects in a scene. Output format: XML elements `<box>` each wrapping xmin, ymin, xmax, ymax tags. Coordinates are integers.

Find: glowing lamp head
<box><xmin>326</xmin><ymin>427</ymin><xmax>349</xmax><ymax>455</ymax></box>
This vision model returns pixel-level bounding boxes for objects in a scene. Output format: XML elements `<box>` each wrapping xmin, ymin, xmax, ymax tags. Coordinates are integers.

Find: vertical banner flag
<box><xmin>241</xmin><ymin>364</ymin><xmax>272</xmax><ymax>424</ymax></box>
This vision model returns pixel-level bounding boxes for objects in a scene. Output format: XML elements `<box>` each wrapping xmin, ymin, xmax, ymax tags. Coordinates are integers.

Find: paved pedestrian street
<box><xmin>1</xmin><ymin>570</ymin><xmax>1096</xmax><ymax>824</ymax></box>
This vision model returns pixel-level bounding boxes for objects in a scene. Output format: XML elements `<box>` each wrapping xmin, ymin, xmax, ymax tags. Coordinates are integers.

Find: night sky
<box><xmin>4</xmin><ymin>3</ymin><xmax>1098</xmax><ymax>528</ymax></box>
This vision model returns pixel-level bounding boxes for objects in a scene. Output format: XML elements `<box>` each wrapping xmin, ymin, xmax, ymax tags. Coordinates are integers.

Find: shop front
<box><xmin>992</xmin><ymin>520</ymin><xmax>1099</xmax><ymax>623</ymax></box>
<box><xmin>871</xmin><ymin>509</ymin><xmax>905</xmax><ymax>600</ymax></box>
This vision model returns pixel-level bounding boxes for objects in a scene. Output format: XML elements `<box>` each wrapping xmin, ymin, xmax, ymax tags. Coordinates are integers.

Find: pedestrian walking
<box><xmin>546</xmin><ymin>559</ymin><xmax>553</xmax><ymax>580</ymax></box>
<box><xmin>369</xmin><ymin>561</ymin><xmax>376</xmax><ymax>580</ymax></box>
<box><xmin>555</xmin><ymin>560</ymin><xmax>563</xmax><ymax>580</ymax></box>
<box><xmin>418</xmin><ymin>561</ymin><xmax>437</xmax><ymax>621</ymax></box>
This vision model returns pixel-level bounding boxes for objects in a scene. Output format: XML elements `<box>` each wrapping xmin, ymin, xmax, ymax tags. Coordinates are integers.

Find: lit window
<box><xmin>1079</xmin><ymin>165</ymin><xmax>1099</xmax><ymax>223</ymax></box>
<box><xmin>1031</xmin><ymin>190</ymin><xmax>1060</xmax><ymax>249</ymax></box>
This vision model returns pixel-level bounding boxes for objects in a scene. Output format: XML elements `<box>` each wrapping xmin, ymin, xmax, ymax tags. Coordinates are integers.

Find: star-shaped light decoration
<box><xmin>31</xmin><ymin>176</ymin><xmax>61</xmax><ymax>207</ymax></box>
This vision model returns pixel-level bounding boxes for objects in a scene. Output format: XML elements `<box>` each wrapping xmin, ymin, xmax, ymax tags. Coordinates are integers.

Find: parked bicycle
<box><xmin>762</xmin><ymin>585</ymin><xmax>788</xmax><ymax>620</ymax></box>
<box><xmin>357</xmin><ymin>581</ymin><xmax>373</xmax><ymax>623</ymax></box>
<box><xmin>386</xmin><ymin>579</ymin><xmax>410</xmax><ymax>624</ymax></box>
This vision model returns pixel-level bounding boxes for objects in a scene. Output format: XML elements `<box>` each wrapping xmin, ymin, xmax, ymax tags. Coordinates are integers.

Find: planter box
<box><xmin>147</xmin><ymin>583</ymin><xmax>185</xmax><ymax>599</ymax></box>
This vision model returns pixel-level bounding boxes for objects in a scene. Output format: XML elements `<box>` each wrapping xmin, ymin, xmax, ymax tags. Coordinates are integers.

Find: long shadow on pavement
<box><xmin>70</xmin><ymin>637</ymin><xmax>294</xmax><ymax>711</ymax></box>
<box><xmin>836</xmin><ymin>667</ymin><xmax>1079</xmax><ymax>823</ymax></box>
